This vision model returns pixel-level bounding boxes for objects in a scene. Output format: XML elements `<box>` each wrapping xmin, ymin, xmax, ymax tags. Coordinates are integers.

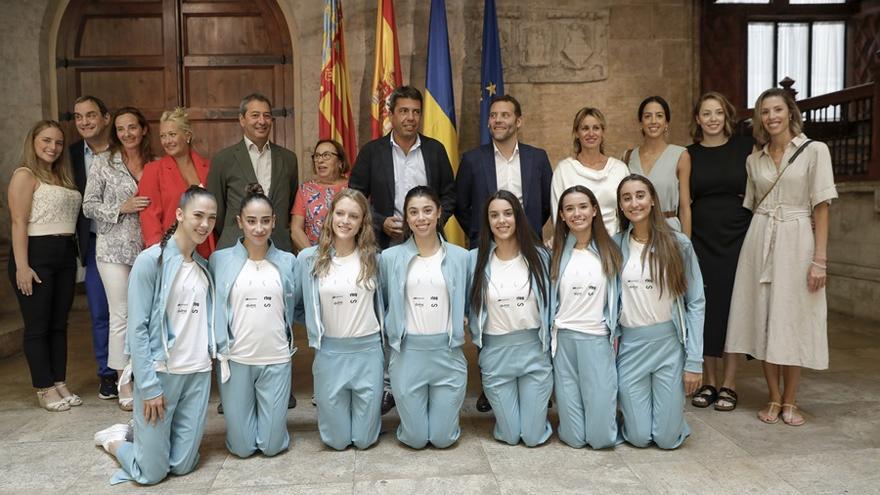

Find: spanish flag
<box><xmin>370</xmin><ymin>0</ymin><xmax>402</xmax><ymax>139</ymax></box>
<box><xmin>423</xmin><ymin>0</ymin><xmax>464</xmax><ymax>246</ymax></box>
<box><xmin>319</xmin><ymin>0</ymin><xmax>357</xmax><ymax>162</ymax></box>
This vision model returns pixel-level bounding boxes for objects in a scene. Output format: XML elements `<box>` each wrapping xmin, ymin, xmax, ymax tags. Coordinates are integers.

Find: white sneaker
<box><xmin>94</xmin><ymin>423</ymin><xmax>132</xmax><ymax>451</ymax></box>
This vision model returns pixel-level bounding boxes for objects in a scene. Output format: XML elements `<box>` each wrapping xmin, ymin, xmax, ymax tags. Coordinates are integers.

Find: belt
<box><xmin>663</xmin><ymin>211</ymin><xmax>676</xmax><ymax>218</ymax></box>
<box><xmin>755</xmin><ymin>204</ymin><xmax>812</xmax><ymax>283</ymax></box>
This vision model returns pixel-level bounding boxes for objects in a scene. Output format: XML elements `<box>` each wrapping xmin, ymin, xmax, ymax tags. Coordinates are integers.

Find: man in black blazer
<box><xmin>207</xmin><ymin>93</ymin><xmax>298</xmax><ymax>252</ymax></box>
<box><xmin>349</xmin><ymin>86</ymin><xmax>455</xmax><ymax>249</ymax></box>
<box><xmin>70</xmin><ymin>95</ymin><xmax>116</xmax><ymax>400</ymax></box>
<box><xmin>455</xmin><ymin>95</ymin><xmax>552</xmax><ymax>248</ymax></box>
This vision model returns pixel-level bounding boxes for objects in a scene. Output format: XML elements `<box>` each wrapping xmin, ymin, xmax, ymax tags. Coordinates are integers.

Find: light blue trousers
<box><xmin>553</xmin><ymin>329</ymin><xmax>619</xmax><ymax>449</ymax></box>
<box><xmin>218</xmin><ymin>360</ymin><xmax>291</xmax><ymax>458</ymax></box>
<box><xmin>112</xmin><ymin>371</ymin><xmax>211</xmax><ymax>485</ymax></box>
<box><xmin>389</xmin><ymin>333</ymin><xmax>467</xmax><ymax>449</ymax></box>
<box><xmin>617</xmin><ymin>321</ymin><xmax>690</xmax><ymax>450</ymax></box>
<box><xmin>313</xmin><ymin>333</ymin><xmax>384</xmax><ymax>450</ymax></box>
<box><xmin>479</xmin><ymin>330</ymin><xmax>553</xmax><ymax>447</ymax></box>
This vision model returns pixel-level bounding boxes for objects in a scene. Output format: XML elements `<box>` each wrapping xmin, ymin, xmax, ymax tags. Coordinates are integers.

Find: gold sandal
<box><xmin>37</xmin><ymin>387</ymin><xmax>70</xmax><ymax>412</ymax></box>
<box><xmin>781</xmin><ymin>403</ymin><xmax>806</xmax><ymax>426</ymax></box>
<box><xmin>758</xmin><ymin>401</ymin><xmax>781</xmax><ymax>424</ymax></box>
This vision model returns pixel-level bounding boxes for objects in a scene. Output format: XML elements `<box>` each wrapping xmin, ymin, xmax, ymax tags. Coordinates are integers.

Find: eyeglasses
<box><xmin>312</xmin><ymin>151</ymin><xmax>339</xmax><ymax>161</ymax></box>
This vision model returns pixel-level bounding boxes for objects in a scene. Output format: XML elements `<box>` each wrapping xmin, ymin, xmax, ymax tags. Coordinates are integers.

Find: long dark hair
<box><xmin>402</xmin><ymin>186</ymin><xmax>445</xmax><ymax>240</ymax></box>
<box><xmin>550</xmin><ymin>185</ymin><xmax>621</xmax><ymax>280</ymax></box>
<box><xmin>616</xmin><ymin>174</ymin><xmax>686</xmax><ymax>297</ymax></box>
<box><xmin>469</xmin><ymin>190</ymin><xmax>548</xmax><ymax>316</ymax></box>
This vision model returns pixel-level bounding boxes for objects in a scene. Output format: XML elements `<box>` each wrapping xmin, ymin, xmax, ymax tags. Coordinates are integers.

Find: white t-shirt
<box><xmin>620</xmin><ymin>237</ymin><xmax>673</xmax><ymax>328</ymax></box>
<box><xmin>405</xmin><ymin>249</ymin><xmax>450</xmax><ymax>335</ymax></box>
<box><xmin>165</xmin><ymin>261</ymin><xmax>212</xmax><ymax>374</ymax></box>
<box><xmin>229</xmin><ymin>259</ymin><xmax>289</xmax><ymax>364</ymax></box>
<box><xmin>318</xmin><ymin>250</ymin><xmax>380</xmax><ymax>338</ymax></box>
<box><xmin>554</xmin><ymin>248</ymin><xmax>608</xmax><ymax>335</ymax></box>
<box><xmin>485</xmin><ymin>253</ymin><xmax>540</xmax><ymax>335</ymax></box>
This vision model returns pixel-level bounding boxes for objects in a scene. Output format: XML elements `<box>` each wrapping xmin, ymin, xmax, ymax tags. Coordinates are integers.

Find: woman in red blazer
<box><xmin>139</xmin><ymin>108</ymin><xmax>215</xmax><ymax>259</ymax></box>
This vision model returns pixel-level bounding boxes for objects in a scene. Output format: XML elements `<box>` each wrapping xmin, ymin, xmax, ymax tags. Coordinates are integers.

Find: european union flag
<box><xmin>479</xmin><ymin>0</ymin><xmax>504</xmax><ymax>145</ymax></box>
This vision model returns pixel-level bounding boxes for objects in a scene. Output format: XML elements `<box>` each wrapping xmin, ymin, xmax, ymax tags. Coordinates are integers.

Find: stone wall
<box><xmin>828</xmin><ymin>182</ymin><xmax>880</xmax><ymax>322</ymax></box>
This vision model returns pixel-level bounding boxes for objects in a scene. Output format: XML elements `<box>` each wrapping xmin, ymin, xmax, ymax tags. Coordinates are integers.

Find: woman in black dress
<box><xmin>687</xmin><ymin>92</ymin><xmax>754</xmax><ymax>412</ymax></box>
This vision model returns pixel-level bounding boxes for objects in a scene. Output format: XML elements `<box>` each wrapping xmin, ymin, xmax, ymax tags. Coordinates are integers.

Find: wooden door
<box><xmin>56</xmin><ymin>0</ymin><xmax>294</xmax><ymax>157</ymax></box>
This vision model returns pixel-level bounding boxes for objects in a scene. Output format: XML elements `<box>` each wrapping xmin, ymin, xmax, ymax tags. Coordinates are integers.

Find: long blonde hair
<box><xmin>20</xmin><ymin>120</ymin><xmax>75</xmax><ymax>189</ymax></box>
<box><xmin>312</xmin><ymin>188</ymin><xmax>379</xmax><ymax>287</ymax></box>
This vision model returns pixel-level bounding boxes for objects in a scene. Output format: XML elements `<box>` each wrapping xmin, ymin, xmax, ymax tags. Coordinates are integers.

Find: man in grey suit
<box><xmin>208</xmin><ymin>93</ymin><xmax>298</xmax><ymax>252</ymax></box>
<box><xmin>207</xmin><ymin>93</ymin><xmax>299</xmax><ymax>412</ymax></box>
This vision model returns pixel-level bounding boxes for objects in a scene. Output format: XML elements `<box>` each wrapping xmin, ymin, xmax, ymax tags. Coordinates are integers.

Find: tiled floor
<box><xmin>0</xmin><ymin>310</ymin><xmax>878</xmax><ymax>494</ymax></box>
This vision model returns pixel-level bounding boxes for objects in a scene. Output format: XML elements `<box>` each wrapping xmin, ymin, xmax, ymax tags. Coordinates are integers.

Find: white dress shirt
<box><xmin>244</xmin><ymin>136</ymin><xmax>272</xmax><ymax>194</ymax></box>
<box><xmin>494</xmin><ymin>141</ymin><xmax>522</xmax><ymax>202</ymax></box>
<box><xmin>391</xmin><ymin>133</ymin><xmax>427</xmax><ymax>218</ymax></box>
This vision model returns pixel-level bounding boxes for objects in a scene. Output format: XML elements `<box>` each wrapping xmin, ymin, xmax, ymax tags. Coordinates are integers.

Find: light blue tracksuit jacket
<box><xmin>613</xmin><ymin>225</ymin><xmax>705</xmax><ymax>373</ymax></box>
<box><xmin>125</xmin><ymin>237</ymin><xmax>216</xmax><ymax>400</ymax></box>
<box><xmin>210</xmin><ymin>238</ymin><xmax>298</xmax><ymax>381</ymax></box>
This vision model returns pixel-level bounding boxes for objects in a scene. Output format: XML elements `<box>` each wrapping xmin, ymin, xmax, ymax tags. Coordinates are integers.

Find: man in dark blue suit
<box><xmin>69</xmin><ymin>95</ymin><xmax>115</xmax><ymax>400</ymax></box>
<box><xmin>455</xmin><ymin>95</ymin><xmax>552</xmax><ymax>248</ymax></box>
<box><xmin>454</xmin><ymin>95</ymin><xmax>553</xmax><ymax>413</ymax></box>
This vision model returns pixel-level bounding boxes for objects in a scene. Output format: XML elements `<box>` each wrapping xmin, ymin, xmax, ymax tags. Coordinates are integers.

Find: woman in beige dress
<box><xmin>725</xmin><ymin>88</ymin><xmax>837</xmax><ymax>426</ymax></box>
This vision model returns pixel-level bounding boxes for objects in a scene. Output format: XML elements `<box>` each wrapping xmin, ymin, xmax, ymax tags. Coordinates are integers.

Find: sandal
<box><xmin>691</xmin><ymin>385</ymin><xmax>717</xmax><ymax>408</ymax></box>
<box><xmin>781</xmin><ymin>404</ymin><xmax>806</xmax><ymax>426</ymax></box>
<box><xmin>54</xmin><ymin>382</ymin><xmax>82</xmax><ymax>407</ymax></box>
<box><xmin>118</xmin><ymin>397</ymin><xmax>134</xmax><ymax>412</ymax></box>
<box><xmin>36</xmin><ymin>387</ymin><xmax>70</xmax><ymax>412</ymax></box>
<box><xmin>714</xmin><ymin>387</ymin><xmax>738</xmax><ymax>412</ymax></box>
<box><xmin>758</xmin><ymin>401</ymin><xmax>781</xmax><ymax>424</ymax></box>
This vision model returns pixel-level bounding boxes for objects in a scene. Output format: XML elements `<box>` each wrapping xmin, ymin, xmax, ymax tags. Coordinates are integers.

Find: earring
<box><xmin>664</xmin><ymin>126</ymin><xmax>669</xmax><ymax>134</ymax></box>
<box><xmin>187</xmin><ymin>138</ymin><xmax>192</xmax><ymax>144</ymax></box>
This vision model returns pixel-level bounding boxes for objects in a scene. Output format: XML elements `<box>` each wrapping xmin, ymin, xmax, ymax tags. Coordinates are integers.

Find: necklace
<box><xmin>631</xmin><ymin>231</ymin><xmax>649</xmax><ymax>243</ymax></box>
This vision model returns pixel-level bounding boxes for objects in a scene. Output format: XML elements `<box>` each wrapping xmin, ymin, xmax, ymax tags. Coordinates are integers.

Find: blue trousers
<box><xmin>389</xmin><ymin>333</ymin><xmax>467</xmax><ymax>449</ymax></box>
<box><xmin>617</xmin><ymin>321</ymin><xmax>690</xmax><ymax>450</ymax></box>
<box><xmin>479</xmin><ymin>330</ymin><xmax>552</xmax><ymax>447</ymax></box>
<box><xmin>112</xmin><ymin>371</ymin><xmax>211</xmax><ymax>485</ymax></box>
<box><xmin>553</xmin><ymin>329</ymin><xmax>619</xmax><ymax>449</ymax></box>
<box><xmin>85</xmin><ymin>234</ymin><xmax>112</xmax><ymax>377</ymax></box>
<box><xmin>313</xmin><ymin>333</ymin><xmax>383</xmax><ymax>450</ymax></box>
<box><xmin>218</xmin><ymin>360</ymin><xmax>291</xmax><ymax>457</ymax></box>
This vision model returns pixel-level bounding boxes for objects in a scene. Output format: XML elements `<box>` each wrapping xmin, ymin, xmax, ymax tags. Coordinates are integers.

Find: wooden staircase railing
<box><xmin>737</xmin><ymin>50</ymin><xmax>880</xmax><ymax>182</ymax></box>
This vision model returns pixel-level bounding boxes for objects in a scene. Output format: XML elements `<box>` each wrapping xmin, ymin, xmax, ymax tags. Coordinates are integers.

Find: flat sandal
<box><xmin>781</xmin><ymin>403</ymin><xmax>806</xmax><ymax>426</ymax></box>
<box><xmin>714</xmin><ymin>387</ymin><xmax>738</xmax><ymax>412</ymax></box>
<box><xmin>758</xmin><ymin>401</ymin><xmax>781</xmax><ymax>424</ymax></box>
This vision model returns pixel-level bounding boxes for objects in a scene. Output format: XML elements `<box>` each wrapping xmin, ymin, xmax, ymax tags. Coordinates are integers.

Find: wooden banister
<box><xmin>737</xmin><ymin>50</ymin><xmax>880</xmax><ymax>181</ymax></box>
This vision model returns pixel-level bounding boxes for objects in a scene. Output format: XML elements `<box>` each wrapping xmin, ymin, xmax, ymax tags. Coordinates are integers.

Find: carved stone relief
<box><xmin>497</xmin><ymin>8</ymin><xmax>609</xmax><ymax>83</ymax></box>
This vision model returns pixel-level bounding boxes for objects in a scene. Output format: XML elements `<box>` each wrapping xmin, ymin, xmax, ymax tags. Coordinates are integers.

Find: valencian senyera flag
<box><xmin>479</xmin><ymin>0</ymin><xmax>504</xmax><ymax>145</ymax></box>
<box><xmin>423</xmin><ymin>0</ymin><xmax>464</xmax><ymax>246</ymax></box>
<box><xmin>319</xmin><ymin>0</ymin><xmax>357</xmax><ymax>162</ymax></box>
<box><xmin>370</xmin><ymin>0</ymin><xmax>402</xmax><ymax>139</ymax></box>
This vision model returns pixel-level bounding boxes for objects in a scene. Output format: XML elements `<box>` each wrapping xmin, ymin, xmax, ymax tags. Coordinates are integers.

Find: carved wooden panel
<box><xmin>79</xmin><ymin>17</ymin><xmax>164</xmax><ymax>57</ymax></box>
<box><xmin>57</xmin><ymin>0</ymin><xmax>294</xmax><ymax>157</ymax></box>
<box><xmin>185</xmin><ymin>15</ymin><xmax>271</xmax><ymax>55</ymax></box>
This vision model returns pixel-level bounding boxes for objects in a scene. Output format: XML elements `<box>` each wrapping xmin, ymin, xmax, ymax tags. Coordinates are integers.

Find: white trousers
<box><xmin>97</xmin><ymin>261</ymin><xmax>131</xmax><ymax>371</ymax></box>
